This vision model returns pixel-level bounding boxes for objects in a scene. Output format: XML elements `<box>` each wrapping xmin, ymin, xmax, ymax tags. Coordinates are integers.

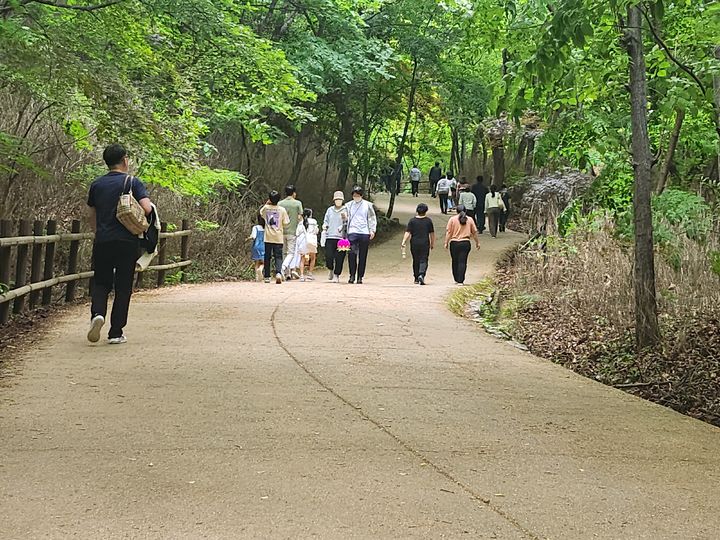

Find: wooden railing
<box><xmin>0</xmin><ymin>219</ymin><xmax>192</xmax><ymax>325</ymax></box>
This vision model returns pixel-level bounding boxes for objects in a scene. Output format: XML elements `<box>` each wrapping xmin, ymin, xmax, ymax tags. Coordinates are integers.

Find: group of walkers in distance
<box><xmin>84</xmin><ymin>143</ymin><xmax>513</xmax><ymax>344</ymax></box>
<box><xmin>427</xmin><ymin>162</ymin><xmax>511</xmax><ymax>238</ymax></box>
<box><xmin>254</xmin><ymin>185</ymin><xmax>377</xmax><ymax>285</ymax></box>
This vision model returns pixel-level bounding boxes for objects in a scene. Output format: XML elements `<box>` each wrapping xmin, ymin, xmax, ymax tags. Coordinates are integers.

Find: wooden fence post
<box><xmin>29</xmin><ymin>220</ymin><xmax>44</xmax><ymax>309</ymax></box>
<box><xmin>156</xmin><ymin>223</ymin><xmax>168</xmax><ymax>288</ymax></box>
<box><xmin>42</xmin><ymin>220</ymin><xmax>57</xmax><ymax>306</ymax></box>
<box><xmin>0</xmin><ymin>220</ymin><xmax>13</xmax><ymax>324</ymax></box>
<box><xmin>65</xmin><ymin>220</ymin><xmax>81</xmax><ymax>302</ymax></box>
<box><xmin>180</xmin><ymin>219</ymin><xmax>190</xmax><ymax>283</ymax></box>
<box><xmin>12</xmin><ymin>220</ymin><xmax>32</xmax><ymax>314</ymax></box>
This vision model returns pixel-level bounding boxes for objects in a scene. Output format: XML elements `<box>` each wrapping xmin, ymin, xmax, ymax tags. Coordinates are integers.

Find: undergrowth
<box><xmin>454</xmin><ymin>221</ymin><xmax>720</xmax><ymax>427</ymax></box>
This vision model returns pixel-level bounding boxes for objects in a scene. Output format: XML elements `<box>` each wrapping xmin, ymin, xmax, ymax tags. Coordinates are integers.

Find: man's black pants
<box><xmin>411</xmin><ymin>181</ymin><xmax>419</xmax><ymax>196</ymax></box>
<box><xmin>348</xmin><ymin>233</ymin><xmax>370</xmax><ymax>280</ymax></box>
<box><xmin>438</xmin><ymin>193</ymin><xmax>449</xmax><ymax>214</ymax></box>
<box><xmin>91</xmin><ymin>240</ymin><xmax>138</xmax><ymax>339</ymax></box>
<box><xmin>264</xmin><ymin>242</ymin><xmax>283</xmax><ymax>277</ymax></box>
<box><xmin>411</xmin><ymin>243</ymin><xmax>430</xmax><ymax>280</ymax></box>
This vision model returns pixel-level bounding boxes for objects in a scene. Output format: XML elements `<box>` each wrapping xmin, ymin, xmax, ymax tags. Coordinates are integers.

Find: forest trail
<box><xmin>1</xmin><ymin>194</ymin><xmax>718</xmax><ymax>539</ymax></box>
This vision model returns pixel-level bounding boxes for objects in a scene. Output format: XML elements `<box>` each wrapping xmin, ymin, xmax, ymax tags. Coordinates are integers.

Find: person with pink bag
<box><xmin>321</xmin><ymin>191</ymin><xmax>348</xmax><ymax>283</ymax></box>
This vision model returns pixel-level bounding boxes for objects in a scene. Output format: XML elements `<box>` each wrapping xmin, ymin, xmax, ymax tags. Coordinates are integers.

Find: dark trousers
<box><xmin>348</xmin><ymin>233</ymin><xmax>370</xmax><ymax>279</ymax></box>
<box><xmin>449</xmin><ymin>240</ymin><xmax>471</xmax><ymax>284</ymax></box>
<box><xmin>411</xmin><ymin>243</ymin><xmax>430</xmax><ymax>280</ymax></box>
<box><xmin>91</xmin><ymin>240</ymin><xmax>138</xmax><ymax>339</ymax></box>
<box><xmin>499</xmin><ymin>209</ymin><xmax>510</xmax><ymax>232</ymax></box>
<box><xmin>430</xmin><ymin>179</ymin><xmax>438</xmax><ymax>197</ymax></box>
<box><xmin>263</xmin><ymin>242</ymin><xmax>283</xmax><ymax>277</ymax></box>
<box><xmin>325</xmin><ymin>238</ymin><xmax>347</xmax><ymax>276</ymax></box>
<box><xmin>411</xmin><ymin>181</ymin><xmax>419</xmax><ymax>196</ymax></box>
<box><xmin>474</xmin><ymin>209</ymin><xmax>485</xmax><ymax>232</ymax></box>
<box><xmin>487</xmin><ymin>208</ymin><xmax>501</xmax><ymax>237</ymax></box>
<box><xmin>438</xmin><ymin>193</ymin><xmax>449</xmax><ymax>214</ymax></box>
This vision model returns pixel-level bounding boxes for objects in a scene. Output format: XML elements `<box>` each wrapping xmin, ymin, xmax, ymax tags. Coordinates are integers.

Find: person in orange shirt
<box><xmin>444</xmin><ymin>204</ymin><xmax>480</xmax><ymax>285</ymax></box>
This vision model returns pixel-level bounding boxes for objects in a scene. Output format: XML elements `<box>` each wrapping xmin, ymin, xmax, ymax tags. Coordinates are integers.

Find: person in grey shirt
<box><xmin>344</xmin><ymin>186</ymin><xmax>377</xmax><ymax>284</ymax></box>
<box><xmin>321</xmin><ymin>191</ymin><xmax>348</xmax><ymax>283</ymax></box>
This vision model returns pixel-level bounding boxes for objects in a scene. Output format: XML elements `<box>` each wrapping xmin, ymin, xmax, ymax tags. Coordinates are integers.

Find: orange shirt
<box><xmin>445</xmin><ymin>214</ymin><xmax>477</xmax><ymax>242</ymax></box>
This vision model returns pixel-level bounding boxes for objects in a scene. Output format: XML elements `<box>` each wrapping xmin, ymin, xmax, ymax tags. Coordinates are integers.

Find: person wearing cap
<box><xmin>345</xmin><ymin>186</ymin><xmax>377</xmax><ymax>284</ymax></box>
<box><xmin>321</xmin><ymin>191</ymin><xmax>348</xmax><ymax>283</ymax></box>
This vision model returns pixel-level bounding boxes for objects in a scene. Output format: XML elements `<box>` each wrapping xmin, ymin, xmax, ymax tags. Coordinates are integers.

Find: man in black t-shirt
<box><xmin>401</xmin><ymin>203</ymin><xmax>435</xmax><ymax>285</ymax></box>
<box><xmin>428</xmin><ymin>162</ymin><xmax>442</xmax><ymax>197</ymax></box>
<box><xmin>470</xmin><ymin>175</ymin><xmax>489</xmax><ymax>233</ymax></box>
<box><xmin>86</xmin><ymin>144</ymin><xmax>152</xmax><ymax>344</ymax></box>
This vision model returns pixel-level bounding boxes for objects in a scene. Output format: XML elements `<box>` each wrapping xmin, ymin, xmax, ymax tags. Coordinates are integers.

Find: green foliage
<box><xmin>194</xmin><ymin>220</ymin><xmax>221</xmax><ymax>232</ymax></box>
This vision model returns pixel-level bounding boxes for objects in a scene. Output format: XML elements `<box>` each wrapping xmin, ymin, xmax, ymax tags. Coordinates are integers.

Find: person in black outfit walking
<box><xmin>470</xmin><ymin>175</ymin><xmax>489</xmax><ymax>233</ymax></box>
<box><xmin>86</xmin><ymin>144</ymin><xmax>153</xmax><ymax>344</ymax></box>
<box><xmin>499</xmin><ymin>184</ymin><xmax>511</xmax><ymax>232</ymax></box>
<box><xmin>428</xmin><ymin>162</ymin><xmax>442</xmax><ymax>197</ymax></box>
<box><xmin>401</xmin><ymin>203</ymin><xmax>435</xmax><ymax>285</ymax></box>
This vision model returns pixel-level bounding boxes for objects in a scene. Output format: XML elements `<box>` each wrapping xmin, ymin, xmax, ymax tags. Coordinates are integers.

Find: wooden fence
<box><xmin>0</xmin><ymin>219</ymin><xmax>192</xmax><ymax>325</ymax></box>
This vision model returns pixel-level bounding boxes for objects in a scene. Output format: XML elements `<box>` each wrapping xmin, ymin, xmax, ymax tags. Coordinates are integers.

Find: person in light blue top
<box><xmin>249</xmin><ymin>214</ymin><xmax>265</xmax><ymax>281</ymax></box>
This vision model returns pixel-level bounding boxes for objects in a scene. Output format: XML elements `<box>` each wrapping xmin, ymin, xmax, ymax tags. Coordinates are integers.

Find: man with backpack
<box><xmin>86</xmin><ymin>144</ymin><xmax>152</xmax><ymax>344</ymax></box>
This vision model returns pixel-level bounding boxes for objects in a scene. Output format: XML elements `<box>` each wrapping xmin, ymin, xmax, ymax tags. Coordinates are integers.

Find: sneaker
<box><xmin>348</xmin><ymin>276</ymin><xmax>355</xmax><ymax>284</ymax></box>
<box><xmin>414</xmin><ymin>279</ymin><xmax>419</xmax><ymax>284</ymax></box>
<box><xmin>418</xmin><ymin>275</ymin><xmax>426</xmax><ymax>286</ymax></box>
<box><xmin>264</xmin><ymin>278</ymin><xmax>271</xmax><ymax>283</ymax></box>
<box><xmin>357</xmin><ymin>278</ymin><xmax>363</xmax><ymax>284</ymax></box>
<box><xmin>275</xmin><ymin>273</ymin><xmax>283</xmax><ymax>284</ymax></box>
<box><xmin>333</xmin><ymin>275</ymin><xmax>340</xmax><ymax>283</ymax></box>
<box><xmin>87</xmin><ymin>315</ymin><xmax>105</xmax><ymax>343</ymax></box>
<box><xmin>291</xmin><ymin>270</ymin><xmax>301</xmax><ymax>280</ymax></box>
<box><xmin>328</xmin><ymin>270</ymin><xmax>334</xmax><ymax>281</ymax></box>
<box><xmin>306</xmin><ymin>273</ymin><xmax>315</xmax><ymax>281</ymax></box>
<box><xmin>108</xmin><ymin>335</ymin><xmax>127</xmax><ymax>345</ymax></box>
<box><xmin>299</xmin><ymin>276</ymin><xmax>306</xmax><ymax>282</ymax></box>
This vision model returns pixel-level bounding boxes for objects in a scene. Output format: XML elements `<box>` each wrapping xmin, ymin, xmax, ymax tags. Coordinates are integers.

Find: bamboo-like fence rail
<box><xmin>0</xmin><ymin>218</ymin><xmax>192</xmax><ymax>325</ymax></box>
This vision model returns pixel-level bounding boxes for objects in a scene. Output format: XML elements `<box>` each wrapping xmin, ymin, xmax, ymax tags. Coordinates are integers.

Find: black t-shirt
<box><xmin>429</xmin><ymin>166</ymin><xmax>441</xmax><ymax>182</ymax></box>
<box><xmin>87</xmin><ymin>171</ymin><xmax>149</xmax><ymax>243</ymax></box>
<box><xmin>406</xmin><ymin>216</ymin><xmax>434</xmax><ymax>246</ymax></box>
<box><xmin>471</xmin><ymin>182</ymin><xmax>488</xmax><ymax>203</ymax></box>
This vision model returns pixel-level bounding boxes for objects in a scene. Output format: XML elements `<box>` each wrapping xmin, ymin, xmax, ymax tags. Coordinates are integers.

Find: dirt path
<box><xmin>1</xmin><ymin>194</ymin><xmax>718</xmax><ymax>539</ymax></box>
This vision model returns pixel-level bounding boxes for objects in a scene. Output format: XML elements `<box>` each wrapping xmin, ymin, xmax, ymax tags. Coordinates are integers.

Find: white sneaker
<box><xmin>275</xmin><ymin>273</ymin><xmax>283</xmax><ymax>284</ymax></box>
<box><xmin>328</xmin><ymin>270</ymin><xmax>334</xmax><ymax>281</ymax></box>
<box><xmin>291</xmin><ymin>270</ymin><xmax>301</xmax><ymax>280</ymax></box>
<box><xmin>87</xmin><ymin>315</ymin><xmax>105</xmax><ymax>343</ymax></box>
<box><xmin>108</xmin><ymin>336</ymin><xmax>127</xmax><ymax>345</ymax></box>
<box><xmin>333</xmin><ymin>275</ymin><xmax>340</xmax><ymax>283</ymax></box>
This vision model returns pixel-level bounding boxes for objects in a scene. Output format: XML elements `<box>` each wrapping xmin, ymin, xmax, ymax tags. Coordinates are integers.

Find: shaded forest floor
<box><xmin>455</xmin><ymin>248</ymin><xmax>720</xmax><ymax>428</ymax></box>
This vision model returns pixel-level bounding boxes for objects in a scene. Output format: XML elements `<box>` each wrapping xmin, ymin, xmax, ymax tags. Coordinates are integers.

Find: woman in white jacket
<box><xmin>484</xmin><ymin>185</ymin><xmax>506</xmax><ymax>238</ymax></box>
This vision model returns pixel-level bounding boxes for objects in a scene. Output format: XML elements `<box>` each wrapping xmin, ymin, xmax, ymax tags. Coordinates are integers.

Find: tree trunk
<box><xmin>288</xmin><ymin>127</ymin><xmax>310</xmax><ymax>185</ymax></box>
<box><xmin>713</xmin><ymin>45</ymin><xmax>720</xmax><ymax>181</ymax></box>
<box><xmin>492</xmin><ymin>144</ymin><xmax>505</xmax><ymax>187</ymax></box>
<box><xmin>524</xmin><ymin>137</ymin><xmax>535</xmax><ymax>175</ymax></box>
<box><xmin>656</xmin><ymin>108</ymin><xmax>684</xmax><ymax>194</ymax></box>
<box><xmin>332</xmin><ymin>96</ymin><xmax>354</xmax><ymax>191</ymax></box>
<box><xmin>387</xmin><ymin>59</ymin><xmax>419</xmax><ymax>220</ymax></box>
<box><xmin>515</xmin><ymin>135</ymin><xmax>528</xmax><ymax>165</ymax></box>
<box><xmin>449</xmin><ymin>128</ymin><xmax>460</xmax><ymax>175</ymax></box>
<box><xmin>626</xmin><ymin>5</ymin><xmax>660</xmax><ymax>349</ymax></box>
<box><xmin>469</xmin><ymin>126</ymin><xmax>483</xmax><ymax>180</ymax></box>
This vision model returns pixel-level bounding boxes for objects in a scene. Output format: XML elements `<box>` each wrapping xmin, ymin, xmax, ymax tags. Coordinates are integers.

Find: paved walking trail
<box><xmin>1</xmin><ymin>194</ymin><xmax>718</xmax><ymax>540</ymax></box>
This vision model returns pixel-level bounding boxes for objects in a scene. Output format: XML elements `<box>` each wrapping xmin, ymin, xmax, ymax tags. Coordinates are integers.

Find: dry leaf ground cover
<box><xmin>484</xmin><ymin>225</ymin><xmax>720</xmax><ymax>427</ymax></box>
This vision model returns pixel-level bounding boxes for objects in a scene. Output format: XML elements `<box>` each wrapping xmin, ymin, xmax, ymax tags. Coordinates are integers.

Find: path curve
<box><xmin>1</xmin><ymin>194</ymin><xmax>718</xmax><ymax>539</ymax></box>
